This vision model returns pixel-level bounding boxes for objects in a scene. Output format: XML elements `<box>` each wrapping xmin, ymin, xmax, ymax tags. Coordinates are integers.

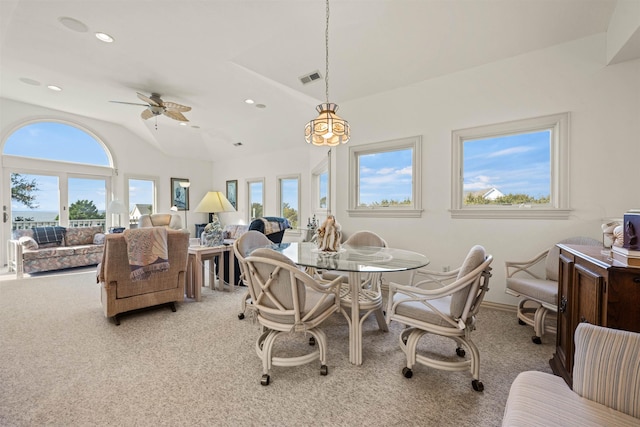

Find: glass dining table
<box><xmin>263</xmin><ymin>241</ymin><xmax>429</xmax><ymax>365</ymax></box>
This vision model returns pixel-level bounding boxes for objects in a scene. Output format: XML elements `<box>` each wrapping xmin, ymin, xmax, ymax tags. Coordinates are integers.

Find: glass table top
<box><xmin>255</xmin><ymin>242</ymin><xmax>429</xmax><ymax>273</ymax></box>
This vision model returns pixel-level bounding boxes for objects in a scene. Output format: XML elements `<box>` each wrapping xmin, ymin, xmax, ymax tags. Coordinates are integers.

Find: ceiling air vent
<box><xmin>299</xmin><ymin>70</ymin><xmax>322</xmax><ymax>85</ymax></box>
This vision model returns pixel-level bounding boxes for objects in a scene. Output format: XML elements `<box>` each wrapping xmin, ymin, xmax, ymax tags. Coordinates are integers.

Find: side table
<box><xmin>186</xmin><ymin>244</ymin><xmax>235</xmax><ymax>301</ymax></box>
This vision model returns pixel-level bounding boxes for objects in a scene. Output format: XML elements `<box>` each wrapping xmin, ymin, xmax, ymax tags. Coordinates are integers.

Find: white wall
<box><xmin>213</xmin><ymin>33</ymin><xmax>640</xmax><ymax>305</ymax></box>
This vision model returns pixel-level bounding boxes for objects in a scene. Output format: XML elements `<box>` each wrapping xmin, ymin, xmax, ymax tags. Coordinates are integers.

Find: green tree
<box><xmin>10</xmin><ymin>173</ymin><xmax>39</xmax><ymax>208</ymax></box>
<box><xmin>464</xmin><ymin>192</ymin><xmax>550</xmax><ymax>205</ymax></box>
<box><xmin>59</xmin><ymin>200</ymin><xmax>105</xmax><ymax>220</ymax></box>
<box><xmin>281</xmin><ymin>202</ymin><xmax>298</xmax><ymax>228</ymax></box>
<box><xmin>250</xmin><ymin>203</ymin><xmax>263</xmax><ymax>219</ymax></box>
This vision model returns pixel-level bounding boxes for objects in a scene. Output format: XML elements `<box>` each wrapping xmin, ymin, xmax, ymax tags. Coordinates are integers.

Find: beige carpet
<box><xmin>0</xmin><ymin>268</ymin><xmax>554</xmax><ymax>426</ymax></box>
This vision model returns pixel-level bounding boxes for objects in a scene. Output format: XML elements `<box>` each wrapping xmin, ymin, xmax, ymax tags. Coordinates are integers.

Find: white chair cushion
<box><xmin>392</xmin><ymin>292</ymin><xmax>453</xmax><ymax>327</ymax></box>
<box><xmin>506</xmin><ymin>277</ymin><xmax>557</xmax><ymax>305</ymax></box>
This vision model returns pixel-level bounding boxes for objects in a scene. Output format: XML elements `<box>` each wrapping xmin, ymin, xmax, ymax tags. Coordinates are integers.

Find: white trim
<box><xmin>246</xmin><ymin>177</ymin><xmax>265</xmax><ymax>222</ymax></box>
<box><xmin>348</xmin><ymin>135</ymin><xmax>422</xmax><ymax>218</ymax></box>
<box><xmin>311</xmin><ymin>156</ymin><xmax>329</xmax><ymax>215</ymax></box>
<box><xmin>451</xmin><ymin>112</ymin><xmax>571</xmax><ymax>220</ymax></box>
<box><xmin>277</xmin><ymin>173</ymin><xmax>301</xmax><ymax>228</ymax></box>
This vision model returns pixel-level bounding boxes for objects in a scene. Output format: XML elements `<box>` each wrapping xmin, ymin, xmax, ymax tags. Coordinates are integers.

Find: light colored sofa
<box><xmin>8</xmin><ymin>225</ymin><xmax>105</xmax><ymax>278</ymax></box>
<box><xmin>502</xmin><ymin>323</ymin><xmax>640</xmax><ymax>426</ymax></box>
<box><xmin>98</xmin><ymin>230</ymin><xmax>189</xmax><ymax>325</ymax></box>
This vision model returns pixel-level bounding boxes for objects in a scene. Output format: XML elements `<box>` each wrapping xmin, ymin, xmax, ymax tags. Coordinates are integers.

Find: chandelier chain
<box><xmin>325</xmin><ymin>0</ymin><xmax>330</xmax><ymax>103</ymax></box>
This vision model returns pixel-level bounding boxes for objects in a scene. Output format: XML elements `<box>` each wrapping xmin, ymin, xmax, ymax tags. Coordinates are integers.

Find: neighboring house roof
<box><xmin>131</xmin><ymin>204</ymin><xmax>152</xmax><ymax>217</ymax></box>
<box><xmin>483</xmin><ymin>188</ymin><xmax>504</xmax><ymax>200</ymax></box>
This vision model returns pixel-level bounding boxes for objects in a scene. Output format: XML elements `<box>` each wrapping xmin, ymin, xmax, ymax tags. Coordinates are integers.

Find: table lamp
<box><xmin>194</xmin><ymin>191</ymin><xmax>236</xmax><ymax>246</ymax></box>
<box><xmin>108</xmin><ymin>200</ymin><xmax>128</xmax><ymax>229</ymax></box>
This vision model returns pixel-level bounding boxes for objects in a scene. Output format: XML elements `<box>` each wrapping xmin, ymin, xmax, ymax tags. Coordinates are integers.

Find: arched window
<box><xmin>3</xmin><ymin>121</ymin><xmax>114</xmax><ymax>230</ymax></box>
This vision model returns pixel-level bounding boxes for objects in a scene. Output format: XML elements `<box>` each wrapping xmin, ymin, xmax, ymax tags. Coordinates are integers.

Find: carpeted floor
<box><xmin>0</xmin><ymin>268</ymin><xmax>555</xmax><ymax>426</ymax></box>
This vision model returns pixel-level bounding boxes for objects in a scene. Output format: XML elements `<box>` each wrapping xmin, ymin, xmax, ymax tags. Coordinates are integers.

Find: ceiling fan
<box><xmin>110</xmin><ymin>92</ymin><xmax>191</xmax><ymax>122</ymax></box>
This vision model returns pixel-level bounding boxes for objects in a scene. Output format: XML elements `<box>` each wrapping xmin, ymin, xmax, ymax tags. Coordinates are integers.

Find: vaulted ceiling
<box><xmin>0</xmin><ymin>0</ymin><xmax>629</xmax><ymax>161</ymax></box>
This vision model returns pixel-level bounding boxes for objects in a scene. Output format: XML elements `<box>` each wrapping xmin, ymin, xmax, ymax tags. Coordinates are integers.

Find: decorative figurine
<box><xmin>316</xmin><ymin>215</ymin><xmax>342</xmax><ymax>252</ymax></box>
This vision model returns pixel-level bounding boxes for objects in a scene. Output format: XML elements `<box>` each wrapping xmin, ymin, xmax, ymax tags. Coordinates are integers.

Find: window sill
<box><xmin>450</xmin><ymin>208</ymin><xmax>572</xmax><ymax>220</ymax></box>
<box><xmin>346</xmin><ymin>208</ymin><xmax>423</xmax><ymax>218</ymax></box>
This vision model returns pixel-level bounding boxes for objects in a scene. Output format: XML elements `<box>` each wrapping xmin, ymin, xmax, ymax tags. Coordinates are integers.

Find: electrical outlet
<box><xmin>442</xmin><ymin>265</ymin><xmax>450</xmax><ymax>272</ymax></box>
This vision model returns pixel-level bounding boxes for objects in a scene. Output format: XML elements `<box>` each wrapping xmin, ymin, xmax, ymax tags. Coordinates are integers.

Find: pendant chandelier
<box><xmin>305</xmin><ymin>0</ymin><xmax>350</xmax><ymax>147</ymax></box>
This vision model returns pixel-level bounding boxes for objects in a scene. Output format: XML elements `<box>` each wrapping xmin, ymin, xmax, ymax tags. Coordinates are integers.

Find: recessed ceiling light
<box><xmin>179</xmin><ymin>122</ymin><xmax>187</xmax><ymax>126</ymax></box>
<box><xmin>191</xmin><ymin>125</ymin><xmax>200</xmax><ymax>129</ymax></box>
<box><xmin>233</xmin><ymin>142</ymin><xmax>243</xmax><ymax>147</ymax></box>
<box><xmin>47</xmin><ymin>85</ymin><xmax>62</xmax><ymax>91</ymax></box>
<box><xmin>95</xmin><ymin>32</ymin><xmax>114</xmax><ymax>43</ymax></box>
<box><xmin>244</xmin><ymin>99</ymin><xmax>255</xmax><ymax>104</ymax></box>
<box><xmin>255</xmin><ymin>104</ymin><xmax>266</xmax><ymax>109</ymax></box>
<box><xmin>20</xmin><ymin>77</ymin><xmax>41</xmax><ymax>86</ymax></box>
<box><xmin>58</xmin><ymin>17</ymin><xmax>88</xmax><ymax>32</ymax></box>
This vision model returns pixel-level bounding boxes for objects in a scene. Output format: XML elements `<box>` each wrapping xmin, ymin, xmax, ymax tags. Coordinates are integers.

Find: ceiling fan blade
<box><xmin>109</xmin><ymin>100</ymin><xmax>149</xmax><ymax>106</ymax></box>
<box><xmin>141</xmin><ymin>109</ymin><xmax>154</xmax><ymax>120</ymax></box>
<box><xmin>163</xmin><ymin>110</ymin><xmax>189</xmax><ymax>122</ymax></box>
<box><xmin>162</xmin><ymin>101</ymin><xmax>191</xmax><ymax>112</ymax></box>
<box><xmin>137</xmin><ymin>92</ymin><xmax>161</xmax><ymax>107</ymax></box>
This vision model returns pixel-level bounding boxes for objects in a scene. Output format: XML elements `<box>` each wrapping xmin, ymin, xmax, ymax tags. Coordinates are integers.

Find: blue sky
<box><xmin>463</xmin><ymin>130</ymin><xmax>550</xmax><ymax>198</ymax></box>
<box><xmin>359</xmin><ymin>149</ymin><xmax>413</xmax><ymax>205</ymax></box>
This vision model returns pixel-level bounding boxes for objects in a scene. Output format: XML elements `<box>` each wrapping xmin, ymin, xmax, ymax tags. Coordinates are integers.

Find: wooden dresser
<box><xmin>550</xmin><ymin>244</ymin><xmax>640</xmax><ymax>386</ymax></box>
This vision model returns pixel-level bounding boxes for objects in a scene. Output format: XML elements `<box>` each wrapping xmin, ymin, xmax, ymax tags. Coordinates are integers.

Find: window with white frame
<box><xmin>311</xmin><ymin>157</ymin><xmax>329</xmax><ymax>213</ymax></box>
<box><xmin>348</xmin><ymin>136</ymin><xmax>422</xmax><ymax>218</ymax></box>
<box><xmin>126</xmin><ymin>176</ymin><xmax>157</xmax><ymax>225</ymax></box>
<box><xmin>247</xmin><ymin>178</ymin><xmax>264</xmax><ymax>221</ymax></box>
<box><xmin>451</xmin><ymin>112</ymin><xmax>570</xmax><ymax>219</ymax></box>
<box><xmin>278</xmin><ymin>174</ymin><xmax>300</xmax><ymax>229</ymax></box>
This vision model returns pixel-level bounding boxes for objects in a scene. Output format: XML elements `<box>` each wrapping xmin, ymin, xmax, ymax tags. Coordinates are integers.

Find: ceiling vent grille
<box><xmin>299</xmin><ymin>71</ymin><xmax>322</xmax><ymax>85</ymax></box>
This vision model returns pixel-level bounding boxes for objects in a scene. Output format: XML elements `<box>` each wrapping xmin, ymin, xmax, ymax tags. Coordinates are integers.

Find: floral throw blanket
<box><xmin>123</xmin><ymin>228</ymin><xmax>169</xmax><ymax>282</ymax></box>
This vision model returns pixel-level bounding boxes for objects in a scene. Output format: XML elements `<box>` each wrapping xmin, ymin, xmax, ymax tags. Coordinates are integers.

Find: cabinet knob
<box><xmin>580</xmin><ymin>316</ymin><xmax>587</xmax><ymax>323</ymax></box>
<box><xmin>559</xmin><ymin>296</ymin><xmax>567</xmax><ymax>313</ymax></box>
<box><xmin>634</xmin><ymin>277</ymin><xmax>640</xmax><ymax>284</ymax></box>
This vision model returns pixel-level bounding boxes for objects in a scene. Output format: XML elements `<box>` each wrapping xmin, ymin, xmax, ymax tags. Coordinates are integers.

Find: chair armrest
<box><xmin>7</xmin><ymin>239</ymin><xmax>24</xmax><ymax>277</ymax></box>
<box><xmin>572</xmin><ymin>323</ymin><xmax>640</xmax><ymax>418</ymax></box>
<box><xmin>504</xmin><ymin>249</ymin><xmax>549</xmax><ymax>279</ymax></box>
<box><xmin>409</xmin><ymin>268</ymin><xmax>458</xmax><ymax>288</ymax></box>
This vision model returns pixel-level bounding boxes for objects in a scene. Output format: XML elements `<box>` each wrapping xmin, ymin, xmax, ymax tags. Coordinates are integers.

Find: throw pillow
<box><xmin>93</xmin><ymin>233</ymin><xmax>106</xmax><ymax>245</ymax></box>
<box><xmin>32</xmin><ymin>226</ymin><xmax>66</xmax><ymax>246</ymax></box>
<box><xmin>18</xmin><ymin>236</ymin><xmax>38</xmax><ymax>250</ymax></box>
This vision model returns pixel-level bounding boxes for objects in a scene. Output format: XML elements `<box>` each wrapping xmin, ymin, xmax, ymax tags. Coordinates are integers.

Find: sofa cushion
<box><xmin>73</xmin><ymin>245</ymin><xmax>105</xmax><ymax>256</ymax></box>
<box><xmin>65</xmin><ymin>226</ymin><xmax>103</xmax><ymax>246</ymax></box>
<box><xmin>22</xmin><ymin>247</ymin><xmax>75</xmax><ymax>260</ymax></box>
<box><xmin>18</xmin><ymin>236</ymin><xmax>38</xmax><ymax>250</ymax></box>
<box><xmin>93</xmin><ymin>233</ymin><xmax>106</xmax><ymax>245</ymax></box>
<box><xmin>32</xmin><ymin>226</ymin><xmax>66</xmax><ymax>246</ymax></box>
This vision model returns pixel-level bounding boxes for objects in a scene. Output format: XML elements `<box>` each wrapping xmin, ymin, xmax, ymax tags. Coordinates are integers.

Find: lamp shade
<box><xmin>108</xmin><ymin>200</ymin><xmax>127</xmax><ymax>214</ymax></box>
<box><xmin>194</xmin><ymin>191</ymin><xmax>236</xmax><ymax>214</ymax></box>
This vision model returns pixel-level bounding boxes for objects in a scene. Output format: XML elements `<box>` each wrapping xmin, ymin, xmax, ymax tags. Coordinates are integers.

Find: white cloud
<box><xmin>487</xmin><ymin>146</ymin><xmax>532</xmax><ymax>158</ymax></box>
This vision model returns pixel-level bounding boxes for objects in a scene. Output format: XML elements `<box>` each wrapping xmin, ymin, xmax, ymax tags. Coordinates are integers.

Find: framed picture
<box><xmin>171</xmin><ymin>178</ymin><xmax>190</xmax><ymax>211</ymax></box>
<box><xmin>226</xmin><ymin>179</ymin><xmax>237</xmax><ymax>209</ymax></box>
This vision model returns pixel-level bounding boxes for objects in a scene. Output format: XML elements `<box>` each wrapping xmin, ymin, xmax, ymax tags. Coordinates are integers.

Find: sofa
<box><xmin>502</xmin><ymin>323</ymin><xmax>640</xmax><ymax>426</ymax></box>
<box><xmin>98</xmin><ymin>229</ymin><xmax>189</xmax><ymax>325</ymax></box>
<box><xmin>8</xmin><ymin>225</ymin><xmax>106</xmax><ymax>278</ymax></box>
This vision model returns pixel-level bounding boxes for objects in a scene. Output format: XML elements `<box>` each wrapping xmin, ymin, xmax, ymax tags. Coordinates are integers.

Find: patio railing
<box><xmin>11</xmin><ymin>219</ymin><xmax>137</xmax><ymax>231</ymax></box>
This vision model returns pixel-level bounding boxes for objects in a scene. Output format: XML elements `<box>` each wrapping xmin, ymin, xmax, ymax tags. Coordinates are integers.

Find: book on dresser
<box><xmin>611</xmin><ymin>246</ymin><xmax>640</xmax><ymax>267</ymax></box>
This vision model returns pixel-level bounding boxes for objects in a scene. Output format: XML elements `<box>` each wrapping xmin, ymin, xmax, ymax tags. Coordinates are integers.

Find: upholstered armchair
<box><xmin>244</xmin><ymin>248</ymin><xmax>342</xmax><ymax>386</ymax></box>
<box><xmin>505</xmin><ymin>236</ymin><xmax>600</xmax><ymax>344</ymax></box>
<box><xmin>98</xmin><ymin>229</ymin><xmax>189</xmax><ymax>325</ymax></box>
<box><xmin>138</xmin><ymin>213</ymin><xmax>183</xmax><ymax>230</ymax></box>
<box><xmin>387</xmin><ymin>245</ymin><xmax>493</xmax><ymax>391</ymax></box>
<box><xmin>322</xmin><ymin>230</ymin><xmax>388</xmax><ymax>332</ymax></box>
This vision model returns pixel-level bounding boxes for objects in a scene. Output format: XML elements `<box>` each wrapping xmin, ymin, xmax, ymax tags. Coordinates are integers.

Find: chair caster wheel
<box><xmin>532</xmin><ymin>336</ymin><xmax>542</xmax><ymax>345</ymax></box>
<box><xmin>456</xmin><ymin>347</ymin><xmax>466</xmax><ymax>357</ymax></box>
<box><xmin>309</xmin><ymin>337</ymin><xmax>316</xmax><ymax>346</ymax></box>
<box><xmin>320</xmin><ymin>365</ymin><xmax>328</xmax><ymax>376</ymax></box>
<box><xmin>472</xmin><ymin>380</ymin><xmax>484</xmax><ymax>392</ymax></box>
<box><xmin>518</xmin><ymin>319</ymin><xmax>526</xmax><ymax>325</ymax></box>
<box><xmin>261</xmin><ymin>374</ymin><xmax>270</xmax><ymax>386</ymax></box>
<box><xmin>238</xmin><ymin>313</ymin><xmax>245</xmax><ymax>320</ymax></box>
<box><xmin>402</xmin><ymin>367</ymin><xmax>413</xmax><ymax>378</ymax></box>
